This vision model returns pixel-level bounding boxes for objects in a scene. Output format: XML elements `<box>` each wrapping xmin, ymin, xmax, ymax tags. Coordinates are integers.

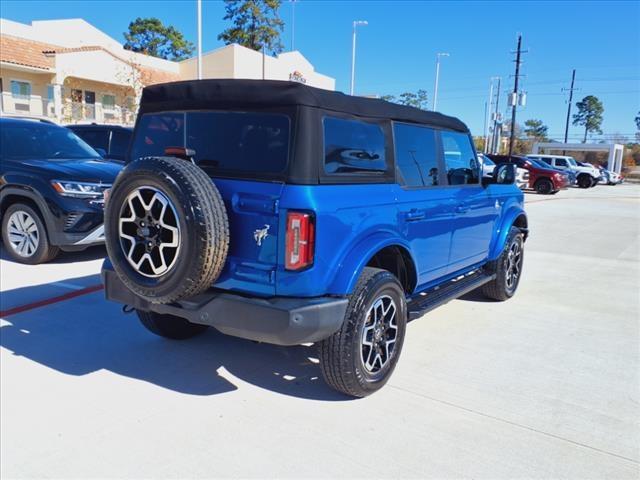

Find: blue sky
<box><xmin>2</xmin><ymin>0</ymin><xmax>639</xmax><ymax>139</ymax></box>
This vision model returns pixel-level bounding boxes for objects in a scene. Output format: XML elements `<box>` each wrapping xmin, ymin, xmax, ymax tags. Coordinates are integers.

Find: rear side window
<box><xmin>393</xmin><ymin>123</ymin><xmax>440</xmax><ymax>187</ymax></box>
<box><xmin>555</xmin><ymin>158</ymin><xmax>569</xmax><ymax>167</ymax></box>
<box><xmin>441</xmin><ymin>130</ymin><xmax>479</xmax><ymax>185</ymax></box>
<box><xmin>539</xmin><ymin>158</ymin><xmax>552</xmax><ymax>166</ymax></box>
<box><xmin>323</xmin><ymin>117</ymin><xmax>386</xmax><ymax>174</ymax></box>
<box><xmin>75</xmin><ymin>129</ymin><xmax>109</xmax><ymax>151</ymax></box>
<box><xmin>130</xmin><ymin>111</ymin><xmax>290</xmax><ymax>176</ymax></box>
<box><xmin>109</xmin><ymin>130</ymin><xmax>132</xmax><ymax>160</ymax></box>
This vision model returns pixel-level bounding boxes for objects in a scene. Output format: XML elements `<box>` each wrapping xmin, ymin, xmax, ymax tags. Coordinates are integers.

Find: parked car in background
<box><xmin>527</xmin><ymin>157</ymin><xmax>577</xmax><ymax>186</ymax></box>
<box><xmin>101</xmin><ymin>79</ymin><xmax>528</xmax><ymax>398</ymax></box>
<box><xmin>598</xmin><ymin>167</ymin><xmax>623</xmax><ymax>185</ymax></box>
<box><xmin>515</xmin><ymin>167</ymin><xmax>530</xmax><ymax>190</ymax></box>
<box><xmin>67</xmin><ymin>124</ymin><xmax>133</xmax><ymax>162</ymax></box>
<box><xmin>487</xmin><ymin>154</ymin><xmax>569</xmax><ymax>194</ymax></box>
<box><xmin>527</xmin><ymin>154</ymin><xmax>600</xmax><ymax>188</ymax></box>
<box><xmin>479</xmin><ymin>153</ymin><xmax>495</xmax><ymax>177</ymax></box>
<box><xmin>0</xmin><ymin>117</ymin><xmax>121</xmax><ymax>264</ymax></box>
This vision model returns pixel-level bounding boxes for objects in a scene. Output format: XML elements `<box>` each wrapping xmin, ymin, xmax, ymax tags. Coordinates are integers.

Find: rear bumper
<box><xmin>102</xmin><ymin>262</ymin><xmax>348</xmax><ymax>346</ymax></box>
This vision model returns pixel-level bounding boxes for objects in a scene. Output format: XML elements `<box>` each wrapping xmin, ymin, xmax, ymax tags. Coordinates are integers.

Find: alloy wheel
<box><xmin>7</xmin><ymin>210</ymin><xmax>40</xmax><ymax>257</ymax></box>
<box><xmin>361</xmin><ymin>295</ymin><xmax>398</xmax><ymax>373</ymax></box>
<box><xmin>118</xmin><ymin>186</ymin><xmax>181</xmax><ymax>278</ymax></box>
<box><xmin>505</xmin><ymin>237</ymin><xmax>523</xmax><ymax>291</ymax></box>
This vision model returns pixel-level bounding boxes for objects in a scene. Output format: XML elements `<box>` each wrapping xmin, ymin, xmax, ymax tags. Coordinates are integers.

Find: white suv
<box><xmin>527</xmin><ymin>155</ymin><xmax>600</xmax><ymax>188</ymax></box>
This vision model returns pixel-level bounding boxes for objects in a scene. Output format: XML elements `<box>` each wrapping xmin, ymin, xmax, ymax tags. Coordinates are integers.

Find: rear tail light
<box><xmin>285</xmin><ymin>211</ymin><xmax>315</xmax><ymax>271</ymax></box>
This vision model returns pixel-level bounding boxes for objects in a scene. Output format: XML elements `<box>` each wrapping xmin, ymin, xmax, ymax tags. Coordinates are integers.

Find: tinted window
<box><xmin>74</xmin><ymin>129</ymin><xmax>109</xmax><ymax>151</ymax></box>
<box><xmin>393</xmin><ymin>123</ymin><xmax>439</xmax><ymax>187</ymax></box>
<box><xmin>110</xmin><ymin>130</ymin><xmax>132</xmax><ymax>160</ymax></box>
<box><xmin>323</xmin><ymin>117</ymin><xmax>386</xmax><ymax>174</ymax></box>
<box><xmin>130</xmin><ymin>111</ymin><xmax>290</xmax><ymax>175</ymax></box>
<box><xmin>555</xmin><ymin>158</ymin><xmax>569</xmax><ymax>167</ymax></box>
<box><xmin>441</xmin><ymin>131</ymin><xmax>479</xmax><ymax>185</ymax></box>
<box><xmin>539</xmin><ymin>158</ymin><xmax>552</xmax><ymax>166</ymax></box>
<box><xmin>0</xmin><ymin>123</ymin><xmax>99</xmax><ymax>160</ymax></box>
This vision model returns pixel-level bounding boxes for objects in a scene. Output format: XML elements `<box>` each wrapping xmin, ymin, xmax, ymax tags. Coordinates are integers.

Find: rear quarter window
<box><xmin>323</xmin><ymin>117</ymin><xmax>387</xmax><ymax>175</ymax></box>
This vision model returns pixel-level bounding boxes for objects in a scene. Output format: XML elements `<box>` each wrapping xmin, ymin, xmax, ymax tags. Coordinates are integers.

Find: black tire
<box><xmin>577</xmin><ymin>174</ymin><xmax>592</xmax><ymax>189</ymax></box>
<box><xmin>136</xmin><ymin>310</ymin><xmax>209</xmax><ymax>340</ymax></box>
<box><xmin>534</xmin><ymin>178</ymin><xmax>553</xmax><ymax>195</ymax></box>
<box><xmin>590</xmin><ymin>177</ymin><xmax>598</xmax><ymax>187</ymax></box>
<box><xmin>105</xmin><ymin>156</ymin><xmax>229</xmax><ymax>304</ymax></box>
<box><xmin>482</xmin><ymin>226</ymin><xmax>524</xmax><ymax>301</ymax></box>
<box><xmin>318</xmin><ymin>267</ymin><xmax>407</xmax><ymax>398</ymax></box>
<box><xmin>1</xmin><ymin>203</ymin><xmax>59</xmax><ymax>264</ymax></box>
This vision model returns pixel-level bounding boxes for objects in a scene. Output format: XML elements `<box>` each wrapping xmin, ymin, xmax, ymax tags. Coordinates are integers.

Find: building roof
<box><xmin>140</xmin><ymin>79</ymin><xmax>468</xmax><ymax>132</ymax></box>
<box><xmin>0</xmin><ymin>34</ymin><xmax>57</xmax><ymax>70</ymax></box>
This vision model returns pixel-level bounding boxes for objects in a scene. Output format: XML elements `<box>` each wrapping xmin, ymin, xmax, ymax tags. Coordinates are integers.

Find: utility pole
<box><xmin>508</xmin><ymin>34</ymin><xmax>527</xmax><ymax>159</ymax></box>
<box><xmin>432</xmin><ymin>52</ymin><xmax>449</xmax><ymax>111</ymax></box>
<box><xmin>563</xmin><ymin>69</ymin><xmax>577</xmax><ymax>143</ymax></box>
<box><xmin>491</xmin><ymin>77</ymin><xmax>501</xmax><ymax>154</ymax></box>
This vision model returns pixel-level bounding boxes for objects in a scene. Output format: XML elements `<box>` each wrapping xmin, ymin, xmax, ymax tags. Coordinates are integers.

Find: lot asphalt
<box><xmin>1</xmin><ymin>184</ymin><xmax>639</xmax><ymax>479</ymax></box>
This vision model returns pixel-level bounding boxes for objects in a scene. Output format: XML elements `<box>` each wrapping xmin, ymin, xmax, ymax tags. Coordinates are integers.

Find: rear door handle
<box><xmin>403</xmin><ymin>209</ymin><xmax>426</xmax><ymax>222</ymax></box>
<box><xmin>455</xmin><ymin>204</ymin><xmax>470</xmax><ymax>214</ymax></box>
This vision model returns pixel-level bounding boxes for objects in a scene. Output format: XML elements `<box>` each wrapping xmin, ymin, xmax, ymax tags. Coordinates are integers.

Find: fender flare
<box><xmin>488</xmin><ymin>206</ymin><xmax>528</xmax><ymax>261</ymax></box>
<box><xmin>0</xmin><ymin>185</ymin><xmax>56</xmax><ymax>236</ymax></box>
<box><xmin>327</xmin><ymin>231</ymin><xmax>419</xmax><ymax>295</ymax></box>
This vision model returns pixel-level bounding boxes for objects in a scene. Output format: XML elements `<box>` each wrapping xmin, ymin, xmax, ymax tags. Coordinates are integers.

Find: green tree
<box><xmin>124</xmin><ymin>17</ymin><xmax>194</xmax><ymax>60</ymax></box>
<box><xmin>572</xmin><ymin>95</ymin><xmax>604</xmax><ymax>142</ymax></box>
<box><xmin>380</xmin><ymin>94</ymin><xmax>396</xmax><ymax>103</ymax></box>
<box><xmin>218</xmin><ymin>0</ymin><xmax>284</xmax><ymax>54</ymax></box>
<box><xmin>381</xmin><ymin>90</ymin><xmax>428</xmax><ymax>110</ymax></box>
<box><xmin>523</xmin><ymin>119</ymin><xmax>548</xmax><ymax>140</ymax></box>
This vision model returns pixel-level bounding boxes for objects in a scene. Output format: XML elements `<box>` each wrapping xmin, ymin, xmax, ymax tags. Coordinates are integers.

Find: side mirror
<box><xmin>494</xmin><ymin>163</ymin><xmax>516</xmax><ymax>185</ymax></box>
<box><xmin>95</xmin><ymin>147</ymin><xmax>107</xmax><ymax>158</ymax></box>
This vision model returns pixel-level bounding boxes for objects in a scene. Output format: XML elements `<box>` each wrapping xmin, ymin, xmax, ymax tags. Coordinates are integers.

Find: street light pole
<box><xmin>196</xmin><ymin>0</ymin><xmax>202</xmax><ymax>80</ymax></box>
<box><xmin>350</xmin><ymin>20</ymin><xmax>368</xmax><ymax>96</ymax></box>
<box><xmin>432</xmin><ymin>52</ymin><xmax>449</xmax><ymax>111</ymax></box>
<box><xmin>290</xmin><ymin>0</ymin><xmax>298</xmax><ymax>51</ymax></box>
<box><xmin>484</xmin><ymin>78</ymin><xmax>496</xmax><ymax>153</ymax></box>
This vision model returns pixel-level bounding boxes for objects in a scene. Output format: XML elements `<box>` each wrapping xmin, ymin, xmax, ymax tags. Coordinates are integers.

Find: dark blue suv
<box><xmin>102</xmin><ymin>80</ymin><xmax>528</xmax><ymax>397</ymax></box>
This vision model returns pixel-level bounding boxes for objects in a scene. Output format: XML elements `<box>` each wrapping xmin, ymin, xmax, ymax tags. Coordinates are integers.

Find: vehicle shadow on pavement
<box><xmin>0</xmin><ymin>245</ymin><xmax>108</xmax><ymax>264</ymax></box>
<box><xmin>0</xmin><ymin>275</ymin><xmax>350</xmax><ymax>401</ymax></box>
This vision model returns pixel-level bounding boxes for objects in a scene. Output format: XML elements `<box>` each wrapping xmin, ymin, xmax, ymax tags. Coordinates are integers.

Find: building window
<box><xmin>47</xmin><ymin>85</ymin><xmax>55</xmax><ymax>101</ymax></box>
<box><xmin>102</xmin><ymin>94</ymin><xmax>116</xmax><ymax>111</ymax></box>
<box><xmin>71</xmin><ymin>89</ymin><xmax>83</xmax><ymax>103</ymax></box>
<box><xmin>11</xmin><ymin>80</ymin><xmax>31</xmax><ymax>100</ymax></box>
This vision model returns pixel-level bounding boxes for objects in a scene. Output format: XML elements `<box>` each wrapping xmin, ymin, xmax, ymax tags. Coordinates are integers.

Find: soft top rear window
<box><xmin>130</xmin><ymin>111</ymin><xmax>290</xmax><ymax>177</ymax></box>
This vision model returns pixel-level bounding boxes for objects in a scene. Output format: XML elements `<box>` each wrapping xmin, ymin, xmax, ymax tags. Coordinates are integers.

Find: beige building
<box><xmin>0</xmin><ymin>18</ymin><xmax>335</xmax><ymax>125</ymax></box>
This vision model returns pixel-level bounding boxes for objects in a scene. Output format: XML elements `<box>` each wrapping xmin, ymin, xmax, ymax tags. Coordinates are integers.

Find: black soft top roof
<box><xmin>139</xmin><ymin>79</ymin><xmax>469</xmax><ymax>133</ymax></box>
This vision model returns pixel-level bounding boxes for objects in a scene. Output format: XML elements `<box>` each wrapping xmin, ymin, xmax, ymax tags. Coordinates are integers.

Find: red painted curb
<box><xmin>0</xmin><ymin>284</ymin><xmax>104</xmax><ymax>318</ymax></box>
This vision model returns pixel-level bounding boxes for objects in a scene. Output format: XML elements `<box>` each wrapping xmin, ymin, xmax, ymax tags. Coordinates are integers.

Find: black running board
<box><xmin>407</xmin><ymin>270</ymin><xmax>495</xmax><ymax>320</ymax></box>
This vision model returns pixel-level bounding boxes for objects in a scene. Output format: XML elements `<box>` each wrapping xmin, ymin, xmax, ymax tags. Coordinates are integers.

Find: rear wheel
<box><xmin>1</xmin><ymin>203</ymin><xmax>59</xmax><ymax>264</ymax></box>
<box><xmin>318</xmin><ymin>267</ymin><xmax>407</xmax><ymax>398</ymax></box>
<box><xmin>136</xmin><ymin>310</ymin><xmax>209</xmax><ymax>340</ymax></box>
<box><xmin>534</xmin><ymin>178</ymin><xmax>553</xmax><ymax>195</ymax></box>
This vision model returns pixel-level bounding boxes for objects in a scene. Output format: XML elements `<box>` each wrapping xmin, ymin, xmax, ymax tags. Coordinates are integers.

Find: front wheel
<box><xmin>577</xmin><ymin>174</ymin><xmax>592</xmax><ymax>189</ymax></box>
<box><xmin>1</xmin><ymin>203</ymin><xmax>59</xmax><ymax>264</ymax></box>
<box><xmin>482</xmin><ymin>226</ymin><xmax>524</xmax><ymax>301</ymax></box>
<box><xmin>318</xmin><ymin>267</ymin><xmax>407</xmax><ymax>398</ymax></box>
<box><xmin>136</xmin><ymin>310</ymin><xmax>209</xmax><ymax>340</ymax></box>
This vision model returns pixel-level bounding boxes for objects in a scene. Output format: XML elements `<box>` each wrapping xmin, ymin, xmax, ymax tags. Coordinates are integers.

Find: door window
<box><xmin>441</xmin><ymin>131</ymin><xmax>479</xmax><ymax>185</ymax></box>
<box><xmin>75</xmin><ymin>129</ymin><xmax>109</xmax><ymax>151</ymax></box>
<box><xmin>110</xmin><ymin>130</ymin><xmax>132</xmax><ymax>159</ymax></box>
<box><xmin>555</xmin><ymin>158</ymin><xmax>569</xmax><ymax>168</ymax></box>
<box><xmin>393</xmin><ymin>123</ymin><xmax>440</xmax><ymax>187</ymax></box>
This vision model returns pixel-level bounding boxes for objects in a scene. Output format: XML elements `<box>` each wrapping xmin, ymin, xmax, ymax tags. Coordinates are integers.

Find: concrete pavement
<box><xmin>1</xmin><ymin>184</ymin><xmax>639</xmax><ymax>479</ymax></box>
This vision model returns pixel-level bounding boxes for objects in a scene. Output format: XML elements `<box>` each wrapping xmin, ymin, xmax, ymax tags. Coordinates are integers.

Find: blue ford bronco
<box><xmin>102</xmin><ymin>79</ymin><xmax>527</xmax><ymax>397</ymax></box>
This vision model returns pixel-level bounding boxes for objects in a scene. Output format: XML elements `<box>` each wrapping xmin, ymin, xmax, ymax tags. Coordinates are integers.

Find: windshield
<box><xmin>529</xmin><ymin>158</ymin><xmax>552</xmax><ymax>169</ymax></box>
<box><xmin>130</xmin><ymin>111</ymin><xmax>290</xmax><ymax>176</ymax></box>
<box><xmin>0</xmin><ymin>123</ymin><xmax>100</xmax><ymax>160</ymax></box>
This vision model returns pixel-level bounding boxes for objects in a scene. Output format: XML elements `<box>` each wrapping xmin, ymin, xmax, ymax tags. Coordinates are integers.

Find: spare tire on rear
<box><xmin>104</xmin><ymin>156</ymin><xmax>229</xmax><ymax>304</ymax></box>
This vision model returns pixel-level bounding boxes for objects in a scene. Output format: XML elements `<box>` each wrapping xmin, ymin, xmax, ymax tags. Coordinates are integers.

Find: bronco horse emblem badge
<box><xmin>253</xmin><ymin>224</ymin><xmax>270</xmax><ymax>246</ymax></box>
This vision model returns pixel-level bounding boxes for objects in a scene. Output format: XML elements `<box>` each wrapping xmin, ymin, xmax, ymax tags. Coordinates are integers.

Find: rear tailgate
<box><xmin>212</xmin><ymin>178</ymin><xmax>284</xmax><ymax>296</ymax></box>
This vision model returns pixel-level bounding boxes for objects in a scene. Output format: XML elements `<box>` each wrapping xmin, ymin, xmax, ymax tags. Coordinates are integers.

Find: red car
<box><xmin>487</xmin><ymin>155</ymin><xmax>570</xmax><ymax>194</ymax></box>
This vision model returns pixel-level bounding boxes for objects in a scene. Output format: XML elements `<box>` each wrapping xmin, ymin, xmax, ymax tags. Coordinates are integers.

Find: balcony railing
<box><xmin>66</xmin><ymin>102</ymin><xmax>134</xmax><ymax>125</ymax></box>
